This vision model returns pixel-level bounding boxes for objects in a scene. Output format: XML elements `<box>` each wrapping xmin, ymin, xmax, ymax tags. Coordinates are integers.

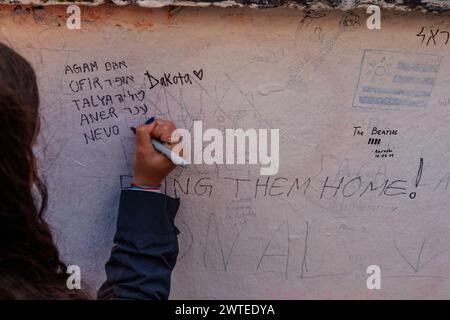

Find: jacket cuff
<box><xmin>116</xmin><ymin>190</ymin><xmax>180</xmax><ymax>236</ymax></box>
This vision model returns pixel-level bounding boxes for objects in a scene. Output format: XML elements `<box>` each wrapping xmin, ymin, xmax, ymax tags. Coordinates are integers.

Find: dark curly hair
<box><xmin>0</xmin><ymin>42</ymin><xmax>86</xmax><ymax>299</ymax></box>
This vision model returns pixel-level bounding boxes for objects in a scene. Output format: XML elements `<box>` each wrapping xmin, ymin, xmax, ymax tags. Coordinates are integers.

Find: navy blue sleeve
<box><xmin>97</xmin><ymin>190</ymin><xmax>180</xmax><ymax>300</ymax></box>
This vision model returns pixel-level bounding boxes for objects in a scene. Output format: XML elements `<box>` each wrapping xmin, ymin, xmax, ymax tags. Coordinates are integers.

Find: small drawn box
<box><xmin>353</xmin><ymin>49</ymin><xmax>442</xmax><ymax>110</ymax></box>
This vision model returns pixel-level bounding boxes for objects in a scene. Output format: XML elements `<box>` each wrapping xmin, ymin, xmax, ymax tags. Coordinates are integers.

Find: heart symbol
<box><xmin>193</xmin><ymin>69</ymin><xmax>203</xmax><ymax>81</ymax></box>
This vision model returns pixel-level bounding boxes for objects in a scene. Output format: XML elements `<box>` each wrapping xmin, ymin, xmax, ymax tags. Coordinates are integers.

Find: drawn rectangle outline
<box><xmin>352</xmin><ymin>49</ymin><xmax>443</xmax><ymax>111</ymax></box>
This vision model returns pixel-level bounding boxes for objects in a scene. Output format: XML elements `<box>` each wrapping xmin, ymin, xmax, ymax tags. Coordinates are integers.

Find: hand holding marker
<box><xmin>131</xmin><ymin>117</ymin><xmax>187</xmax><ymax>168</ymax></box>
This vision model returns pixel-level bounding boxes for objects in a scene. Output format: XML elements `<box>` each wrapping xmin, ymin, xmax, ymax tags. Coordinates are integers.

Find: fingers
<box><xmin>132</xmin><ymin>119</ymin><xmax>177</xmax><ymax>186</ymax></box>
<box><xmin>135</xmin><ymin>119</ymin><xmax>179</xmax><ymax>159</ymax></box>
<box><xmin>135</xmin><ymin>122</ymin><xmax>156</xmax><ymax>154</ymax></box>
<box><xmin>135</xmin><ymin>119</ymin><xmax>178</xmax><ymax>158</ymax></box>
<box><xmin>152</xmin><ymin>119</ymin><xmax>177</xmax><ymax>142</ymax></box>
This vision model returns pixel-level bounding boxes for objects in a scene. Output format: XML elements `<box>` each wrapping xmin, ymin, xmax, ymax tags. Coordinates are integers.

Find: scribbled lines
<box><xmin>394</xmin><ymin>238</ymin><xmax>449</xmax><ymax>274</ymax></box>
<box><xmin>353</xmin><ymin>49</ymin><xmax>442</xmax><ymax>110</ymax></box>
<box><xmin>367</xmin><ymin>138</ymin><xmax>381</xmax><ymax>145</ymax></box>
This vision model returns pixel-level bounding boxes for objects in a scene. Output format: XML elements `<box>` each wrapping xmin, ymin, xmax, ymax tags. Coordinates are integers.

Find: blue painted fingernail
<box><xmin>145</xmin><ymin>117</ymin><xmax>155</xmax><ymax>125</ymax></box>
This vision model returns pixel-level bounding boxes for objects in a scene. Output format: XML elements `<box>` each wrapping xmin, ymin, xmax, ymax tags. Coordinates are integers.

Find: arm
<box><xmin>97</xmin><ymin>190</ymin><xmax>180</xmax><ymax>300</ymax></box>
<box><xmin>98</xmin><ymin>118</ymin><xmax>182</xmax><ymax>300</ymax></box>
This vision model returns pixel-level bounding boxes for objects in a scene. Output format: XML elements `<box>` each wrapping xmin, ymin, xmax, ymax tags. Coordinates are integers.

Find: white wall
<box><xmin>1</xmin><ymin>5</ymin><xmax>450</xmax><ymax>298</ymax></box>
